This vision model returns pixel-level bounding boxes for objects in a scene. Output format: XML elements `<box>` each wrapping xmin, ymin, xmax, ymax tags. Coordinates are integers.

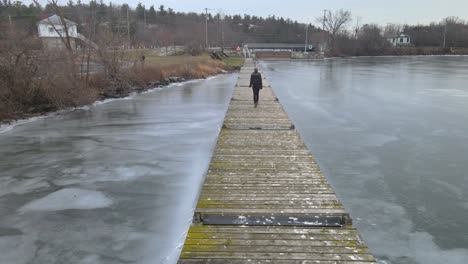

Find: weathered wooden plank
<box><xmin>216</xmin><ymin>130</ymin><xmax>305</xmax><ymax>138</ymax></box>
<box><xmin>208</xmin><ymin>163</ymin><xmax>318</xmax><ymax>169</ymax></box>
<box><xmin>202</xmin><ymin>181</ymin><xmax>329</xmax><ymax>186</ymax></box>
<box><xmin>188</xmin><ymin>226</ymin><xmax>357</xmax><ymax>234</ymax></box>
<box><xmin>226</xmin><ymin>107</ymin><xmax>284</xmax><ymax>112</ymax></box>
<box><xmin>200</xmin><ymin>197</ymin><xmax>339</xmax><ymax>204</ymax></box>
<box><xmin>180</xmin><ymin>252</ymin><xmax>375</xmax><ymax>262</ymax></box>
<box><xmin>208</xmin><ymin>164</ymin><xmax>318</xmax><ymax>169</ymax></box>
<box><xmin>200</xmin><ymin>185</ymin><xmax>332</xmax><ymax>190</ymax></box>
<box><xmin>210</xmin><ymin>161</ymin><xmax>317</xmax><ymax>166</ymax></box>
<box><xmin>195</xmin><ymin>208</ymin><xmax>348</xmax><ymax>215</ymax></box>
<box><xmin>213</xmin><ymin>150</ymin><xmax>313</xmax><ymax>156</ymax></box>
<box><xmin>184</xmin><ymin>239</ymin><xmax>362</xmax><ymax>248</ymax></box>
<box><xmin>186</xmin><ymin>232</ymin><xmax>359</xmax><ymax>241</ymax></box>
<box><xmin>227</xmin><ymin>103</ymin><xmax>284</xmax><ymax>109</ymax></box>
<box><xmin>197</xmin><ymin>200</ymin><xmax>340</xmax><ymax>206</ymax></box>
<box><xmin>198</xmin><ymin>191</ymin><xmax>338</xmax><ymax>197</ymax></box>
<box><xmin>196</xmin><ymin>205</ymin><xmax>344</xmax><ymax>210</ymax></box>
<box><xmin>198</xmin><ymin>191</ymin><xmax>337</xmax><ymax>196</ymax></box>
<box><xmin>205</xmin><ymin>174</ymin><xmax>324</xmax><ymax>178</ymax></box>
<box><xmin>179</xmin><ymin>260</ymin><xmax>375</xmax><ymax>264</ymax></box>
<box><xmin>205</xmin><ymin>171</ymin><xmax>321</xmax><ymax>175</ymax></box>
<box><xmin>203</xmin><ymin>179</ymin><xmax>326</xmax><ymax>183</ymax></box>
<box><xmin>204</xmin><ymin>176</ymin><xmax>325</xmax><ymax>181</ymax></box>
<box><xmin>201</xmin><ymin>183</ymin><xmax>330</xmax><ymax>187</ymax></box>
<box><xmin>206</xmin><ymin>170</ymin><xmax>324</xmax><ymax>175</ymax></box>
<box><xmin>183</xmin><ymin>244</ymin><xmax>369</xmax><ymax>254</ymax></box>
<box><xmin>202</xmin><ymin>180</ymin><xmax>328</xmax><ymax>185</ymax></box>
<box><xmin>203</xmin><ymin>176</ymin><xmax>325</xmax><ymax>181</ymax></box>
<box><xmin>198</xmin><ymin>194</ymin><xmax>339</xmax><ymax>199</ymax></box>
<box><xmin>205</xmin><ymin>171</ymin><xmax>322</xmax><ymax>176</ymax></box>
<box><xmin>211</xmin><ymin>155</ymin><xmax>315</xmax><ymax>160</ymax></box>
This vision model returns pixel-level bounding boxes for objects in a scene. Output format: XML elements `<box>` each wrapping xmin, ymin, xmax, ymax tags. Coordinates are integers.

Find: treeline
<box><xmin>318</xmin><ymin>10</ymin><xmax>468</xmax><ymax>56</ymax></box>
<box><xmin>0</xmin><ymin>0</ymin><xmax>322</xmax><ymax>48</ymax></box>
<box><xmin>331</xmin><ymin>20</ymin><xmax>468</xmax><ymax>56</ymax></box>
<box><xmin>405</xmin><ymin>17</ymin><xmax>468</xmax><ymax>48</ymax></box>
<box><xmin>1</xmin><ymin>1</ymin><xmax>468</xmax><ymax>52</ymax></box>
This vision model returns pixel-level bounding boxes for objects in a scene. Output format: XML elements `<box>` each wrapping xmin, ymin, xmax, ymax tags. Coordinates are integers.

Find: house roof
<box><xmin>387</xmin><ymin>33</ymin><xmax>410</xmax><ymax>39</ymax></box>
<box><xmin>38</xmin><ymin>14</ymin><xmax>77</xmax><ymax>26</ymax></box>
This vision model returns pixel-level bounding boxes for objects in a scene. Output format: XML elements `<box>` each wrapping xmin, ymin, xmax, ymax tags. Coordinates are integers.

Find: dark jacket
<box><xmin>249</xmin><ymin>72</ymin><xmax>263</xmax><ymax>89</ymax></box>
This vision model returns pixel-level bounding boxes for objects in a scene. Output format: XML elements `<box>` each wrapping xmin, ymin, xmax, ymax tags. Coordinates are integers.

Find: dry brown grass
<box><xmin>128</xmin><ymin>59</ymin><xmax>225</xmax><ymax>86</ymax></box>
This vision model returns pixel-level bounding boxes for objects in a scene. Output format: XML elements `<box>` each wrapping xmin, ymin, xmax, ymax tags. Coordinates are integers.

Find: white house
<box><xmin>387</xmin><ymin>33</ymin><xmax>412</xmax><ymax>47</ymax></box>
<box><xmin>37</xmin><ymin>15</ymin><xmax>78</xmax><ymax>50</ymax></box>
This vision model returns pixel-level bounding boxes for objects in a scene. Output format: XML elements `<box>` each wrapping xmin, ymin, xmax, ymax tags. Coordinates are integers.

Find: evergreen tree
<box><xmin>148</xmin><ymin>5</ymin><xmax>156</xmax><ymax>23</ymax></box>
<box><xmin>135</xmin><ymin>3</ymin><xmax>145</xmax><ymax>20</ymax></box>
<box><xmin>121</xmin><ymin>4</ymin><xmax>129</xmax><ymax>16</ymax></box>
<box><xmin>158</xmin><ymin>5</ymin><xmax>166</xmax><ymax>16</ymax></box>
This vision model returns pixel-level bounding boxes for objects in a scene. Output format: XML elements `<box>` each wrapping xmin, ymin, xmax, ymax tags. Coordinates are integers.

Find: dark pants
<box><xmin>252</xmin><ymin>87</ymin><xmax>260</xmax><ymax>103</ymax></box>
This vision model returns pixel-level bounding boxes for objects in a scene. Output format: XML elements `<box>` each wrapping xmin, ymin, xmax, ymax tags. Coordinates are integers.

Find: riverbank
<box><xmin>326</xmin><ymin>46</ymin><xmax>468</xmax><ymax>57</ymax></box>
<box><xmin>0</xmin><ymin>55</ymin><xmax>243</xmax><ymax>125</ymax></box>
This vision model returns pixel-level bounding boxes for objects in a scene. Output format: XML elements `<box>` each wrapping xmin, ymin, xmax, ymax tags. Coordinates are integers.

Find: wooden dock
<box><xmin>178</xmin><ymin>59</ymin><xmax>376</xmax><ymax>264</ymax></box>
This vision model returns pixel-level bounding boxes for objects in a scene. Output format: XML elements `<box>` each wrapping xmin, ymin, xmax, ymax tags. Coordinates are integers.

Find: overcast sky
<box><xmin>26</xmin><ymin>0</ymin><xmax>468</xmax><ymax>26</ymax></box>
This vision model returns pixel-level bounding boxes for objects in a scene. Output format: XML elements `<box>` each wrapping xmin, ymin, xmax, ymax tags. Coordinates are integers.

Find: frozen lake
<box><xmin>0</xmin><ymin>75</ymin><xmax>237</xmax><ymax>264</ymax></box>
<box><xmin>1</xmin><ymin>56</ymin><xmax>468</xmax><ymax>264</ymax></box>
<box><xmin>262</xmin><ymin>56</ymin><xmax>468</xmax><ymax>264</ymax></box>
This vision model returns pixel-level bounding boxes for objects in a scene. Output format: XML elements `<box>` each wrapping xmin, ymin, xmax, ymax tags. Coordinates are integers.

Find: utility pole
<box><xmin>304</xmin><ymin>24</ymin><xmax>309</xmax><ymax>52</ymax></box>
<box><xmin>322</xmin><ymin>10</ymin><xmax>327</xmax><ymax>31</ymax></box>
<box><xmin>127</xmin><ymin>8</ymin><xmax>131</xmax><ymax>49</ymax></box>
<box><xmin>443</xmin><ymin>24</ymin><xmax>447</xmax><ymax>48</ymax></box>
<box><xmin>144</xmin><ymin>9</ymin><xmax>146</xmax><ymax>28</ymax></box>
<box><xmin>205</xmin><ymin>8</ymin><xmax>209</xmax><ymax>48</ymax></box>
<box><xmin>220</xmin><ymin>11</ymin><xmax>225</xmax><ymax>52</ymax></box>
<box><xmin>222</xmin><ymin>22</ymin><xmax>225</xmax><ymax>52</ymax></box>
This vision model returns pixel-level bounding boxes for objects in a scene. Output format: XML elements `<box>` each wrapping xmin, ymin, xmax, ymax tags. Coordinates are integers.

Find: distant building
<box><xmin>37</xmin><ymin>15</ymin><xmax>98</xmax><ymax>50</ymax></box>
<box><xmin>308</xmin><ymin>31</ymin><xmax>330</xmax><ymax>52</ymax></box>
<box><xmin>387</xmin><ymin>34</ymin><xmax>412</xmax><ymax>47</ymax></box>
<box><xmin>243</xmin><ymin>43</ymin><xmax>315</xmax><ymax>52</ymax></box>
<box><xmin>37</xmin><ymin>15</ymin><xmax>79</xmax><ymax>50</ymax></box>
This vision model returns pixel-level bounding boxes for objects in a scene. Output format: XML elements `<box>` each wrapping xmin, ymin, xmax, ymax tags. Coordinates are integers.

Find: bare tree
<box><xmin>357</xmin><ymin>24</ymin><xmax>388</xmax><ymax>54</ymax></box>
<box><xmin>353</xmin><ymin>16</ymin><xmax>362</xmax><ymax>39</ymax></box>
<box><xmin>317</xmin><ymin>9</ymin><xmax>352</xmax><ymax>47</ymax></box>
<box><xmin>384</xmin><ymin>23</ymin><xmax>403</xmax><ymax>37</ymax></box>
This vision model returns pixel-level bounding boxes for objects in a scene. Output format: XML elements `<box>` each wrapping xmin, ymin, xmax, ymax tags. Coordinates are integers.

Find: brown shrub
<box><xmin>1</xmin><ymin>28</ymin><xmax>226</xmax><ymax>123</ymax></box>
<box><xmin>128</xmin><ymin>59</ymin><xmax>224</xmax><ymax>85</ymax></box>
<box><xmin>0</xmin><ymin>31</ymin><xmax>100</xmax><ymax>121</ymax></box>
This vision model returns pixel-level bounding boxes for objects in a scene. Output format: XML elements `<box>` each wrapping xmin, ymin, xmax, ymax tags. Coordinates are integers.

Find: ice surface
<box><xmin>19</xmin><ymin>188</ymin><xmax>113</xmax><ymax>211</ymax></box>
<box><xmin>263</xmin><ymin>57</ymin><xmax>468</xmax><ymax>264</ymax></box>
<box><xmin>0</xmin><ymin>74</ymin><xmax>237</xmax><ymax>264</ymax></box>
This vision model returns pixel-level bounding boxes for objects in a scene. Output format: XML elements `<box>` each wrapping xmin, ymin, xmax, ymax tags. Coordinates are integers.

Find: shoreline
<box><xmin>258</xmin><ymin>54</ymin><xmax>468</xmax><ymax>62</ymax></box>
<box><xmin>1</xmin><ymin>53</ymin><xmax>243</xmax><ymax>127</ymax></box>
<box><xmin>0</xmin><ymin>72</ymin><xmax>232</xmax><ymax>134</ymax></box>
